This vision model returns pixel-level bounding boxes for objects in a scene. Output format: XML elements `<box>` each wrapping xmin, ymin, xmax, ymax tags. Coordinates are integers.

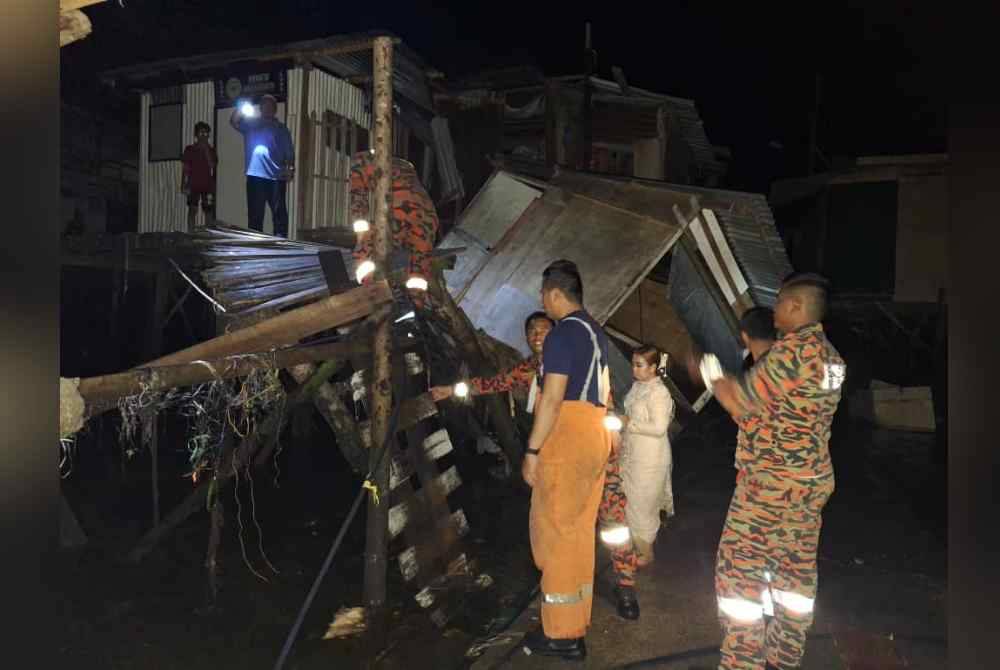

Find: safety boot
<box><xmin>522</xmin><ymin>628</ymin><xmax>586</xmax><ymax>661</ymax></box>
<box><xmin>615</xmin><ymin>585</ymin><xmax>640</xmax><ymax>620</ymax></box>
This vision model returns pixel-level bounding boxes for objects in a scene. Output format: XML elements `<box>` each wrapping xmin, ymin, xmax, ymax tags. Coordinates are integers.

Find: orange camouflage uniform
<box><xmin>471</xmin><ymin>356</ymin><xmax>638</xmax><ymax>589</ymax></box>
<box><xmin>350</xmin><ymin>151</ymin><xmax>438</xmax><ymax>305</ymax></box>
<box><xmin>716</xmin><ymin>322</ymin><xmax>845</xmax><ymax>670</ymax></box>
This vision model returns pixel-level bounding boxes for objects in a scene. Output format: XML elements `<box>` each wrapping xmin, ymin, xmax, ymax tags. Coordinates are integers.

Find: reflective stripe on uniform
<box><xmin>599</xmin><ymin>524</ymin><xmax>631</xmax><ymax>546</ymax></box>
<box><xmin>542</xmin><ymin>583</ymin><xmax>594</xmax><ymax>605</ymax></box>
<box><xmin>718</xmin><ymin>596</ymin><xmax>765</xmax><ymax>622</ymax></box>
<box><xmin>527</xmin><ymin>376</ymin><xmax>539</xmax><ymax>414</ymax></box>
<box><xmin>772</xmin><ymin>589</ymin><xmax>815</xmax><ymax>614</ymax></box>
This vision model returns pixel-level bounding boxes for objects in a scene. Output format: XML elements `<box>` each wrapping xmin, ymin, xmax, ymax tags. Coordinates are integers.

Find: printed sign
<box><xmin>214</xmin><ymin>70</ymin><xmax>287</xmax><ymax>107</ymax></box>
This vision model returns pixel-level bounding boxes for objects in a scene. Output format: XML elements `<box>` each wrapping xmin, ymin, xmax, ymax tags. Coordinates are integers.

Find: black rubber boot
<box><xmin>522</xmin><ymin>628</ymin><xmax>587</xmax><ymax>661</ymax></box>
<box><xmin>615</xmin><ymin>585</ymin><xmax>640</xmax><ymax>620</ymax></box>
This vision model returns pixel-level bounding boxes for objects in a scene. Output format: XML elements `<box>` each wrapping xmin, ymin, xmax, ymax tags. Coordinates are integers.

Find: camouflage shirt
<box><xmin>471</xmin><ymin>356</ymin><xmax>540</xmax><ymax>396</ymax></box>
<box><xmin>731</xmin><ymin>323</ymin><xmax>845</xmax><ymax>478</ymax></box>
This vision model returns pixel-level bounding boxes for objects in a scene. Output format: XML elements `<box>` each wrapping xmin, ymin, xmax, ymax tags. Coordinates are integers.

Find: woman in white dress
<box><xmin>619</xmin><ymin>345</ymin><xmax>675</xmax><ymax>566</ymax></box>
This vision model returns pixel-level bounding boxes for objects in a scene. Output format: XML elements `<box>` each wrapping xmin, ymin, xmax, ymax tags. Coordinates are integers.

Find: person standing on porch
<box><xmin>229</xmin><ymin>94</ymin><xmax>294</xmax><ymax>238</ymax></box>
<box><xmin>521</xmin><ymin>259</ymin><xmax>612</xmax><ymax>661</ymax></box>
<box><xmin>180</xmin><ymin>121</ymin><xmax>217</xmax><ymax>231</ymax></box>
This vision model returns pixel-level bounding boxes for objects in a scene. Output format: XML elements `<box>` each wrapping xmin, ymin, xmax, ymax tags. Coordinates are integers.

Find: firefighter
<box><xmin>520</xmin><ymin>260</ymin><xmax>612</xmax><ymax>661</ymax></box>
<box><xmin>349</xmin><ymin>149</ymin><xmax>438</xmax><ymax>308</ymax></box>
<box><xmin>430</xmin><ymin>310</ymin><xmax>642</xmax><ymax>622</ymax></box>
<box><xmin>696</xmin><ymin>274</ymin><xmax>844</xmax><ymax>670</ymax></box>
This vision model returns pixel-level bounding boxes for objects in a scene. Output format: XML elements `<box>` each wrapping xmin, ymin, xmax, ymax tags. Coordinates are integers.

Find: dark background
<box><xmin>62</xmin><ymin>1</ymin><xmax>946</xmax><ymax>193</ymax></box>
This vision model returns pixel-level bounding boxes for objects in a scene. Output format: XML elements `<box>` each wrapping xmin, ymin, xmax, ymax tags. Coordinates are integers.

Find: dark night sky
<box><xmin>63</xmin><ymin>1</ymin><xmax>945</xmax><ymax>194</ymax></box>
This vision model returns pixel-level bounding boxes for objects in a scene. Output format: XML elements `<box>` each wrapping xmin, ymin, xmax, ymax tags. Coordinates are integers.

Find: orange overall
<box><xmin>529</xmin><ymin>400</ymin><xmax>611</xmax><ymax>639</ymax></box>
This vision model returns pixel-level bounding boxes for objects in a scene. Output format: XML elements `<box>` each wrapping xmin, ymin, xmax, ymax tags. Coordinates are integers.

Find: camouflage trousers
<box><xmin>715</xmin><ymin>469</ymin><xmax>834</xmax><ymax>670</ymax></box>
<box><xmin>598</xmin><ymin>446</ymin><xmax>638</xmax><ymax>588</ymax></box>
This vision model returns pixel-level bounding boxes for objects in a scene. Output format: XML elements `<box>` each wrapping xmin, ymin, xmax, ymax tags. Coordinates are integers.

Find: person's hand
<box><xmin>521</xmin><ymin>453</ymin><xmax>539</xmax><ymax>488</ymax></box>
<box><xmin>429</xmin><ymin>385</ymin><xmax>453</xmax><ymax>402</ymax></box>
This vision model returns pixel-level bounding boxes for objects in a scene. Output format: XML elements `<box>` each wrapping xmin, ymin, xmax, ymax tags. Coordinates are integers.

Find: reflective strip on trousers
<box><xmin>543</xmin><ymin>583</ymin><xmax>594</xmax><ymax>605</ymax></box>
<box><xmin>718</xmin><ymin>596</ymin><xmax>765</xmax><ymax>622</ymax></box>
<box><xmin>600</xmin><ymin>524</ymin><xmax>631</xmax><ymax>546</ymax></box>
<box><xmin>772</xmin><ymin>589</ymin><xmax>815</xmax><ymax>614</ymax></box>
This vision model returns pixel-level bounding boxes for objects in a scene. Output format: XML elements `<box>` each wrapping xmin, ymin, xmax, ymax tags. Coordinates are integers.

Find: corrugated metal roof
<box><xmin>100</xmin><ymin>31</ymin><xmax>436</xmax><ymax>112</ymax></box>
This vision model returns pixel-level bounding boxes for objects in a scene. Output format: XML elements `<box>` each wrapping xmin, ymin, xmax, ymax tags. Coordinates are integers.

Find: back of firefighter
<box><xmin>349</xmin><ymin>150</ymin><xmax>438</xmax><ymax>304</ymax></box>
<box><xmin>707</xmin><ymin>273</ymin><xmax>845</xmax><ymax>670</ymax></box>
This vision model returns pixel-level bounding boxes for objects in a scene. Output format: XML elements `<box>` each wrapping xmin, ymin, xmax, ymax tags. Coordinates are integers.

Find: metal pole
<box><xmin>363</xmin><ymin>35</ymin><xmax>394</xmax><ymax>663</ymax></box>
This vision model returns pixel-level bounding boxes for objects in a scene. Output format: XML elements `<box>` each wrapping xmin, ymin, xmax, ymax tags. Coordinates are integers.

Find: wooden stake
<box><xmin>364</xmin><ymin>35</ymin><xmax>394</xmax><ymax>662</ymax></box>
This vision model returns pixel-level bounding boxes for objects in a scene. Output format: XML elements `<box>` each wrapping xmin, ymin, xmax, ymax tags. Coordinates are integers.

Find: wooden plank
<box><xmin>689</xmin><ymin>215</ymin><xmax>736</xmax><ymax>305</ymax></box>
<box><xmin>146</xmin><ymin>280</ymin><xmax>392</xmax><ymax>368</ymax></box>
<box><xmin>388</xmin><ymin>465</ymin><xmax>462</xmax><ymax>539</ymax></box>
<box><xmin>701</xmin><ymin>208</ymin><xmax>750</xmax><ymax>296</ymax></box>
<box><xmin>397</xmin><ymin>511</ymin><xmax>469</xmax><ymax>581</ymax></box>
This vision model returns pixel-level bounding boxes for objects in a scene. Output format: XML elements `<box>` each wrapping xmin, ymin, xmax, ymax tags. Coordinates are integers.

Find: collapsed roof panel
<box><xmin>441</xmin><ymin>169</ymin><xmax>792</xmax><ymax>404</ymax></box>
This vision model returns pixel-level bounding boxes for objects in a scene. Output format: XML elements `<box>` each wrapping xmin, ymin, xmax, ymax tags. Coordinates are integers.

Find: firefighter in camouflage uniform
<box><xmin>430</xmin><ymin>311</ymin><xmax>641</xmax><ymax>621</ymax></box>
<box><xmin>349</xmin><ymin>150</ymin><xmax>438</xmax><ymax>307</ymax></box>
<box><xmin>700</xmin><ymin>273</ymin><xmax>845</xmax><ymax>670</ymax></box>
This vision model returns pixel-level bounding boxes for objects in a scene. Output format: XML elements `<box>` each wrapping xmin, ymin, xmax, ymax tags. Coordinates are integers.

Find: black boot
<box><xmin>522</xmin><ymin>628</ymin><xmax>586</xmax><ymax>661</ymax></box>
<box><xmin>615</xmin><ymin>585</ymin><xmax>640</xmax><ymax>620</ymax></box>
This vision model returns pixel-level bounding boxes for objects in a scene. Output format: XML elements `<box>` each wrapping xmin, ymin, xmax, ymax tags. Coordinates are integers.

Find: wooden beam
<box><xmin>364</xmin><ymin>35</ymin><xmax>395</xmax><ymax>662</ymax></box>
<box><xmin>78</xmin><ymin>339</ymin><xmax>372</xmax><ymax>409</ymax></box>
<box><xmin>144</xmin><ymin>280</ymin><xmax>391</xmax><ymax>368</ymax></box>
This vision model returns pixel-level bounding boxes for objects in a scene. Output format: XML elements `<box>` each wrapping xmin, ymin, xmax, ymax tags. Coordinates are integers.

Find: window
<box><xmin>148</xmin><ymin>86</ymin><xmax>183</xmax><ymax>162</ymax></box>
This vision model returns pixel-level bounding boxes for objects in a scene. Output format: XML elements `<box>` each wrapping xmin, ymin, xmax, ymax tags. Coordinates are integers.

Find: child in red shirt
<box><xmin>181</xmin><ymin>121</ymin><xmax>218</xmax><ymax>230</ymax></box>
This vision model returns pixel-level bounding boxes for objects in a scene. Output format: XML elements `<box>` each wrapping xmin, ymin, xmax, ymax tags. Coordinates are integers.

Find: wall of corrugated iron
<box><xmin>139</xmin><ymin>82</ymin><xmax>216</xmax><ymax>232</ymax></box>
<box><xmin>138</xmin><ymin>91</ymin><xmax>185</xmax><ymax>232</ymax></box>
<box><xmin>139</xmin><ymin>69</ymin><xmax>368</xmax><ymax>237</ymax></box>
<box><xmin>287</xmin><ymin>68</ymin><xmax>370</xmax><ymax>239</ymax></box>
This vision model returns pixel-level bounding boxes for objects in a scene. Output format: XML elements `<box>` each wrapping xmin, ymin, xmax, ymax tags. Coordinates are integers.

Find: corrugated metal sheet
<box><xmin>139</xmin><ymin>92</ymin><xmax>184</xmax><ymax>233</ymax></box>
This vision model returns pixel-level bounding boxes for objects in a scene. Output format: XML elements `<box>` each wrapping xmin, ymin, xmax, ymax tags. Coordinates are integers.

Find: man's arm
<box><xmin>471</xmin><ymin>359</ymin><xmax>536</xmax><ymax>396</ymax></box>
<box><xmin>713</xmin><ymin>341</ymin><xmax>810</xmax><ymax>419</ymax></box>
<box><xmin>521</xmin><ymin>373</ymin><xmax>568</xmax><ymax>487</ymax></box>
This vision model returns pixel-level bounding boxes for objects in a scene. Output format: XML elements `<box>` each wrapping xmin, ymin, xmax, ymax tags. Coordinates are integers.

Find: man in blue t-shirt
<box><xmin>521</xmin><ymin>259</ymin><xmax>612</xmax><ymax>661</ymax></box>
<box><xmin>229</xmin><ymin>94</ymin><xmax>295</xmax><ymax>238</ymax></box>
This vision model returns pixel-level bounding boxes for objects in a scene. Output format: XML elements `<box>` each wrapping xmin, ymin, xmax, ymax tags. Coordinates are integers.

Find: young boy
<box><xmin>181</xmin><ymin>121</ymin><xmax>218</xmax><ymax>230</ymax></box>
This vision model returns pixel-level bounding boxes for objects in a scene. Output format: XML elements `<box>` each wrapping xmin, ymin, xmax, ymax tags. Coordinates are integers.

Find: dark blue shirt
<box><xmin>540</xmin><ymin>309</ymin><xmax>609</xmax><ymax>406</ymax></box>
<box><xmin>237</xmin><ymin>117</ymin><xmax>295</xmax><ymax>180</ymax></box>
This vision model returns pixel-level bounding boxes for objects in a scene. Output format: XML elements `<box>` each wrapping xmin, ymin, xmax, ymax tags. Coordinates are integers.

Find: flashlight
<box><xmin>405</xmin><ymin>276</ymin><xmax>429</xmax><ymax>291</ymax></box>
<box><xmin>355</xmin><ymin>260</ymin><xmax>375</xmax><ymax>283</ymax></box>
<box><xmin>239</xmin><ymin>101</ymin><xmax>257</xmax><ymax>117</ymax></box>
<box><xmin>603</xmin><ymin>413</ymin><xmax>623</xmax><ymax>432</ymax></box>
<box><xmin>453</xmin><ymin>381</ymin><xmax>470</xmax><ymax>399</ymax></box>
<box><xmin>353</xmin><ymin>219</ymin><xmax>370</xmax><ymax>233</ymax></box>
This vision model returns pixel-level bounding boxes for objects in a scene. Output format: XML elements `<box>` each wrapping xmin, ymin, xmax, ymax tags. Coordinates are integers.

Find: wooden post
<box><xmin>296</xmin><ymin>61</ymin><xmax>314</xmax><ymax>236</ymax></box>
<box><xmin>364</xmin><ymin>35</ymin><xmax>394</xmax><ymax>662</ymax></box>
